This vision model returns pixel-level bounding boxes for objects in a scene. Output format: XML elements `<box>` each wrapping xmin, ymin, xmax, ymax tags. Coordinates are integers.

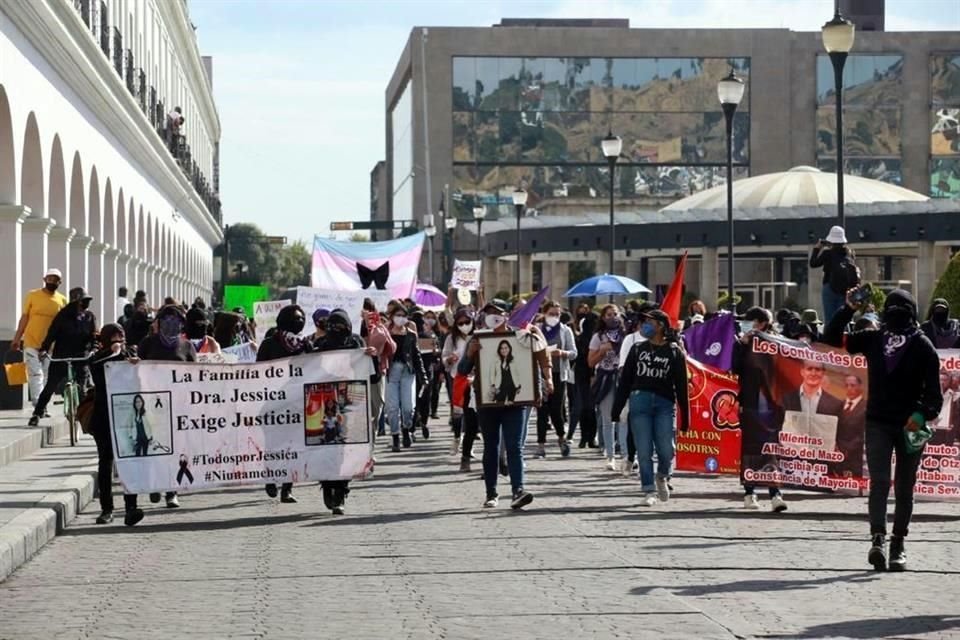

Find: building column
<box><xmin>518</xmin><ymin>254</ymin><xmax>533</xmax><ymax>295</ymax></box>
<box><xmin>700</xmin><ymin>247</ymin><xmax>719</xmax><ymax>311</ymax></box>
<box><xmin>916</xmin><ymin>241</ymin><xmax>937</xmax><ymax>313</ymax></box>
<box><xmin>48</xmin><ymin>226</ymin><xmax>76</xmax><ymax>290</ymax></box>
<box><xmin>548</xmin><ymin>260</ymin><xmax>569</xmax><ymax>300</ymax></box>
<box><xmin>70</xmin><ymin>234</ymin><xmax>93</xmax><ymax>290</ymax></box>
<box><xmin>143</xmin><ymin>264</ymin><xmax>155</xmax><ymax>304</ymax></box>
<box><xmin>0</xmin><ymin>206</ymin><xmax>28</xmax><ymax>341</ymax></box>
<box><xmin>807</xmin><ymin>261</ymin><xmax>823</xmax><ymax>312</ymax></box>
<box><xmin>117</xmin><ymin>254</ymin><xmax>133</xmax><ymax>300</ymax></box>
<box><xmin>134</xmin><ymin>259</ymin><xmax>146</xmax><ymax>295</ymax></box>
<box><xmin>21</xmin><ymin>216</ymin><xmax>53</xmax><ymax>300</ymax></box>
<box><xmin>87</xmin><ymin>242</ymin><xmax>108</xmax><ymax>324</ymax></box>
<box><xmin>104</xmin><ymin>248</ymin><xmax>121</xmax><ymax>323</ymax></box>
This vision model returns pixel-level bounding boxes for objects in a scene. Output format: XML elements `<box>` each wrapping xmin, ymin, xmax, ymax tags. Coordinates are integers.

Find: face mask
<box><xmin>933</xmin><ymin>309</ymin><xmax>949</xmax><ymax>324</ymax></box>
<box><xmin>640</xmin><ymin>322</ymin><xmax>657</xmax><ymax>339</ymax></box>
<box><xmin>457</xmin><ymin>322</ymin><xmax>473</xmax><ymax>335</ymax></box>
<box><xmin>605</xmin><ymin>317</ymin><xmax>620</xmax><ymax>330</ymax></box>
<box><xmin>286</xmin><ymin>315</ymin><xmax>306</xmax><ymax>335</ymax></box>
<box><xmin>425</xmin><ymin>318</ymin><xmax>436</xmax><ymax>327</ymax></box>
<box><xmin>485</xmin><ymin>314</ymin><xmax>505</xmax><ymax>330</ymax></box>
<box><xmin>185</xmin><ymin>323</ymin><xmax>207</xmax><ymax>340</ymax></box>
<box><xmin>79</xmin><ymin>299</ymin><xmax>91</xmax><ymax>310</ymax></box>
<box><xmin>158</xmin><ymin>316</ymin><xmax>183</xmax><ymax>340</ymax></box>
<box><xmin>884</xmin><ymin>309</ymin><xmax>912</xmax><ymax>332</ymax></box>
<box><xmin>45</xmin><ymin>282</ymin><xmax>59</xmax><ymax>292</ymax></box>
<box><xmin>545</xmin><ymin>315</ymin><xmax>560</xmax><ymax>328</ymax></box>
<box><xmin>393</xmin><ymin>316</ymin><xmax>408</xmax><ymax>327</ymax></box>
<box><xmin>328</xmin><ymin>322</ymin><xmax>349</xmax><ymax>336</ymax></box>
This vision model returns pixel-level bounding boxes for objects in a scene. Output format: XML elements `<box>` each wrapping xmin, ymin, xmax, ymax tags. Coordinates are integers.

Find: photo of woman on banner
<box><xmin>489</xmin><ymin>339</ymin><xmax>521</xmax><ymax>404</ymax></box>
<box><xmin>131</xmin><ymin>394</ymin><xmax>152</xmax><ymax>456</ymax></box>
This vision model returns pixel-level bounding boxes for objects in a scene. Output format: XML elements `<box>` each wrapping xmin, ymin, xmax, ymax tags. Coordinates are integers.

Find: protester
<box><xmin>125</xmin><ymin>303</ymin><xmax>154</xmax><ymax>352</ymax></box>
<box><xmin>443</xmin><ymin>308</ymin><xmax>478</xmax><ymax>470</ymax></box>
<box><xmin>360</xmin><ymin>299</ymin><xmax>394</xmax><ymax>439</ymax></box>
<box><xmin>589</xmin><ymin>304</ymin><xmax>627</xmax><ymax>470</ymax></box>
<box><xmin>613</xmin><ymin>309</ymin><xmax>689</xmax><ymax>506</ymax></box>
<box><xmin>185</xmin><ymin>307</ymin><xmax>220</xmax><ymax>354</ymax></box>
<box><xmin>414</xmin><ymin>309</ymin><xmax>441</xmax><ymax>437</ymax></box>
<box><xmin>535</xmin><ymin>300</ymin><xmax>576</xmax><ymax>458</ymax></box>
<box><xmin>823</xmin><ymin>289</ymin><xmax>943</xmax><ymax>572</ymax></box>
<box><xmin>311</xmin><ymin>307</ymin><xmax>331</xmax><ymax>345</ymax></box>
<box><xmin>258</xmin><ymin>305</ymin><xmax>311</xmax><ymax>503</ymax></box>
<box><xmin>116</xmin><ymin>287</ymin><xmax>129</xmax><ymax>321</ymax></box>
<box><xmin>214</xmin><ymin>311</ymin><xmax>244</xmax><ymax>348</ymax></box>
<box><xmin>684</xmin><ymin>299</ymin><xmax>707</xmax><ymax>330</ymax></box>
<box><xmin>799</xmin><ymin>309</ymin><xmax>823</xmax><ymax>343</ymax></box>
<box><xmin>809</xmin><ymin>226</ymin><xmax>860</xmax><ymax>322</ymax></box>
<box><xmin>28</xmin><ymin>287</ymin><xmax>98</xmax><ymax>427</ymax></box>
<box><xmin>12</xmin><ymin>268</ymin><xmax>67</xmax><ymax>407</ymax></box>
<box><xmin>574</xmin><ymin>308</ymin><xmax>599</xmax><ymax>447</ymax></box>
<box><xmin>384</xmin><ymin>304</ymin><xmax>425</xmax><ymax>451</ymax></box>
<box><xmin>920</xmin><ymin>298</ymin><xmax>960</xmax><ymax>348</ymax></box>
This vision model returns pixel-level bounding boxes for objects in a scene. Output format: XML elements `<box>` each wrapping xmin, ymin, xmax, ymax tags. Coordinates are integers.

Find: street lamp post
<box><xmin>444</xmin><ymin>215</ymin><xmax>457</xmax><ymax>285</ymax></box>
<box><xmin>822</xmin><ymin>6</ymin><xmax>855</xmax><ymax>227</ymax></box>
<box><xmin>601</xmin><ymin>131</ymin><xmax>622</xmax><ymax>302</ymax></box>
<box><xmin>424</xmin><ymin>214</ymin><xmax>437</xmax><ymax>284</ymax></box>
<box><xmin>511</xmin><ymin>189</ymin><xmax>527</xmax><ymax>297</ymax></box>
<box><xmin>718</xmin><ymin>69</ymin><xmax>745</xmax><ymax>313</ymax></box>
<box><xmin>472</xmin><ymin>205</ymin><xmax>486</xmax><ymax>262</ymax></box>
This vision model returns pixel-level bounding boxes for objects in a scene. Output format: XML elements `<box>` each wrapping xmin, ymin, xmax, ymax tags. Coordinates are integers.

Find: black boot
<box><xmin>868</xmin><ymin>533</ymin><xmax>887</xmax><ymax>571</ymax></box>
<box><xmin>889</xmin><ymin>536</ymin><xmax>907</xmax><ymax>572</ymax></box>
<box><xmin>391</xmin><ymin>434</ymin><xmax>401</xmax><ymax>452</ymax></box>
<box><xmin>402</xmin><ymin>429</ymin><xmax>412</xmax><ymax>448</ymax></box>
<box><xmin>322</xmin><ymin>485</ymin><xmax>333</xmax><ymax>510</ymax></box>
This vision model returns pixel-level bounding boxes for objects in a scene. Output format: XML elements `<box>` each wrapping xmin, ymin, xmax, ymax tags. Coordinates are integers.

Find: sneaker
<box><xmin>869</xmin><ymin>534</ymin><xmax>887</xmax><ymax>572</ymax></box>
<box><xmin>124</xmin><ymin>508</ymin><xmax>144</xmax><ymax>527</ymax></box>
<box><xmin>449</xmin><ymin>438</ymin><xmax>460</xmax><ymax>456</ymax></box>
<box><xmin>483</xmin><ymin>495</ymin><xmax>499</xmax><ymax>508</ymax></box>
<box><xmin>95</xmin><ymin>510</ymin><xmax>114</xmax><ymax>525</ymax></box>
<box><xmin>402</xmin><ymin>430</ymin><xmax>412</xmax><ymax>448</ymax></box>
<box><xmin>459</xmin><ymin>460</ymin><xmax>472</xmax><ymax>473</ymax></box>
<box><xmin>421</xmin><ymin>425</ymin><xmax>430</xmax><ymax>440</ymax></box>
<box><xmin>280</xmin><ymin>491</ymin><xmax>297</xmax><ymax>504</ymax></box>
<box><xmin>165</xmin><ymin>495</ymin><xmax>180</xmax><ymax>508</ymax></box>
<box><xmin>771</xmin><ymin>495</ymin><xmax>788</xmax><ymax>513</ymax></box>
<box><xmin>641</xmin><ymin>493</ymin><xmax>659</xmax><ymax>507</ymax></box>
<box><xmin>331</xmin><ymin>505</ymin><xmax>345</xmax><ymax>515</ymax></box>
<box><xmin>27</xmin><ymin>415</ymin><xmax>39</xmax><ymax>427</ymax></box>
<box><xmin>391</xmin><ymin>434</ymin><xmax>401</xmax><ymax>452</ymax></box>
<box><xmin>560</xmin><ymin>440</ymin><xmax>571</xmax><ymax>458</ymax></box>
<box><xmin>149</xmin><ymin>492</ymin><xmax>162</xmax><ymax>504</ymax></box>
<box><xmin>655</xmin><ymin>476</ymin><xmax>670</xmax><ymax>503</ymax></box>
<box><xmin>510</xmin><ymin>489</ymin><xmax>534</xmax><ymax>510</ymax></box>
<box><xmin>605</xmin><ymin>458</ymin><xmax>617</xmax><ymax>471</ymax></box>
<box><xmin>888</xmin><ymin>536</ymin><xmax>907</xmax><ymax>572</ymax></box>
<box><xmin>430</xmin><ymin>413</ymin><xmax>439</xmax><ymax>420</ymax></box>
<box><xmin>632</xmin><ymin>460</ymin><xmax>640</xmax><ymax>473</ymax></box>
<box><xmin>265</xmin><ymin>484</ymin><xmax>278</xmax><ymax>498</ymax></box>
<box><xmin>743</xmin><ymin>494</ymin><xmax>761</xmax><ymax>510</ymax></box>
<box><xmin>535</xmin><ymin>445</ymin><xmax>546</xmax><ymax>459</ymax></box>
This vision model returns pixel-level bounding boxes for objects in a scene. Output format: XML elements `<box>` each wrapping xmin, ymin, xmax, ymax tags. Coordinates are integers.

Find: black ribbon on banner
<box><xmin>177</xmin><ymin>455</ymin><xmax>194</xmax><ymax>485</ymax></box>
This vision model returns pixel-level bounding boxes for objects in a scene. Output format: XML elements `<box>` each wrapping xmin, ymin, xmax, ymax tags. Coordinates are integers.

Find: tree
<box><xmin>349</xmin><ymin>232</ymin><xmax>369</xmax><ymax>243</ymax></box>
<box><xmin>222</xmin><ymin>223</ymin><xmax>311</xmax><ymax>296</ymax></box>
<box><xmin>275</xmin><ymin>240</ymin><xmax>311</xmax><ymax>292</ymax></box>
<box><xmin>932</xmin><ymin>252</ymin><xmax>960</xmax><ymax>314</ymax></box>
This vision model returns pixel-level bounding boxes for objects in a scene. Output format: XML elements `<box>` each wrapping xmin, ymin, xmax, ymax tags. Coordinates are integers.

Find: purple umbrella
<box><xmin>414</xmin><ymin>283</ymin><xmax>447</xmax><ymax>307</ymax></box>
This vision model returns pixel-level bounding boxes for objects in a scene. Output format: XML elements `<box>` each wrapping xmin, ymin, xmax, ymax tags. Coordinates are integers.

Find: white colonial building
<box><xmin>0</xmin><ymin>0</ymin><xmax>221</xmax><ymax>335</ymax></box>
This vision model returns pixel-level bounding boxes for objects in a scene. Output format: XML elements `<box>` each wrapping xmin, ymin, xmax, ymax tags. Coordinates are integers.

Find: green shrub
<box><xmin>932</xmin><ymin>251</ymin><xmax>960</xmax><ymax>313</ymax></box>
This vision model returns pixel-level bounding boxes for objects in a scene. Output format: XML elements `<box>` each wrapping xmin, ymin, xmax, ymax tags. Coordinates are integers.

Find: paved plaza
<box><xmin>2</xmin><ymin>413</ymin><xmax>960</xmax><ymax>640</ymax></box>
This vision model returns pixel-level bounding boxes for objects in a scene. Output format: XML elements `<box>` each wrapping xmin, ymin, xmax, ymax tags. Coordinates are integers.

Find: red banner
<box><xmin>676</xmin><ymin>357</ymin><xmax>742</xmax><ymax>475</ymax></box>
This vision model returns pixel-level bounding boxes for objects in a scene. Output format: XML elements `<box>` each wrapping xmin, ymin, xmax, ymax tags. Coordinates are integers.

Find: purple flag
<box><xmin>682</xmin><ymin>313</ymin><xmax>736</xmax><ymax>372</ymax></box>
<box><xmin>508</xmin><ymin>286</ymin><xmax>550</xmax><ymax>330</ymax></box>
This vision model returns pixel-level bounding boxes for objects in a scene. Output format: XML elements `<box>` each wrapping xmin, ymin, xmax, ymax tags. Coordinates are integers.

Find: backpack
<box><xmin>829</xmin><ymin>253</ymin><xmax>861</xmax><ymax>294</ymax></box>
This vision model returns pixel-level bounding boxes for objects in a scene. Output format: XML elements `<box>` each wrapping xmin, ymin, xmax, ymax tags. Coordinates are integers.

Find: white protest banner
<box><xmin>451</xmin><ymin>259</ymin><xmax>481</xmax><ymax>290</ymax></box>
<box><xmin>106</xmin><ymin>350</ymin><xmax>374</xmax><ymax>493</ymax></box>
<box><xmin>196</xmin><ymin>342</ymin><xmax>258</xmax><ymax>364</ymax></box>
<box><xmin>295</xmin><ymin>286</ymin><xmax>392</xmax><ymax>335</ymax></box>
<box><xmin>254</xmin><ymin>300</ymin><xmax>290</xmax><ymax>343</ymax></box>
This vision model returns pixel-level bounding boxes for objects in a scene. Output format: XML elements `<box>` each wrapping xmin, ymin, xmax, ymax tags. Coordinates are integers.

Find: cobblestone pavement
<box><xmin>2</xmin><ymin>414</ymin><xmax>960</xmax><ymax>640</ymax></box>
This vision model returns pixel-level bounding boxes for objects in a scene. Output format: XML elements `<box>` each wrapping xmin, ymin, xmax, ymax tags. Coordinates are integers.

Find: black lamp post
<box><xmin>511</xmin><ymin>189</ymin><xmax>527</xmax><ymax>296</ymax></box>
<box><xmin>444</xmin><ymin>215</ymin><xmax>457</xmax><ymax>284</ymax></box>
<box><xmin>718</xmin><ymin>69</ymin><xmax>745</xmax><ymax>312</ymax></box>
<box><xmin>822</xmin><ymin>6</ymin><xmax>856</xmax><ymax>228</ymax></box>
<box><xmin>472</xmin><ymin>205</ymin><xmax>485</xmax><ymax>261</ymax></box>
<box><xmin>601</xmin><ymin>130</ymin><xmax>622</xmax><ymax>302</ymax></box>
<box><xmin>424</xmin><ymin>214</ymin><xmax>436</xmax><ymax>284</ymax></box>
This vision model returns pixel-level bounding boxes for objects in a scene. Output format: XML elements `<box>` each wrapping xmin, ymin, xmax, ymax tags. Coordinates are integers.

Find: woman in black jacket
<box><xmin>809</xmin><ymin>226</ymin><xmax>858</xmax><ymax>323</ymax></box>
<box><xmin>574</xmin><ymin>310</ymin><xmax>599</xmax><ymax>447</ymax></box>
<box><xmin>384</xmin><ymin>305</ymin><xmax>426</xmax><ymax>452</ymax></box>
<box><xmin>920</xmin><ymin>298</ymin><xmax>960</xmax><ymax>349</ymax></box>
<box><xmin>823</xmin><ymin>289</ymin><xmax>943</xmax><ymax>572</ymax></box>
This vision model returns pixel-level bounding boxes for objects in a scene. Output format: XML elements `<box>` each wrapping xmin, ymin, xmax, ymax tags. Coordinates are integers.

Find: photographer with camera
<box><xmin>810</xmin><ymin>226</ymin><xmax>860</xmax><ymax>323</ymax></box>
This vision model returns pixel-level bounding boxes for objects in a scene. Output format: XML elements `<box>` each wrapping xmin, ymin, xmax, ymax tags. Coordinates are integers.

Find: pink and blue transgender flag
<box><xmin>311</xmin><ymin>232</ymin><xmax>426</xmax><ymax>299</ymax></box>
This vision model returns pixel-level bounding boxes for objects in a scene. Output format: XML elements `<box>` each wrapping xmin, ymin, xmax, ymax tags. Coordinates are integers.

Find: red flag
<box><xmin>661</xmin><ymin>252</ymin><xmax>688</xmax><ymax>328</ymax></box>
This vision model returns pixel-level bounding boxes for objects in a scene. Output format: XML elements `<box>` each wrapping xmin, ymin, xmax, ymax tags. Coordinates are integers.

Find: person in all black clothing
<box><xmin>124</xmin><ymin>302</ymin><xmax>154</xmax><ymax>353</ymax></box>
<box><xmin>920</xmin><ymin>298</ymin><xmax>960</xmax><ymax>349</ymax></box>
<box><xmin>823</xmin><ymin>289</ymin><xmax>943</xmax><ymax>572</ymax></box>
<box><xmin>414</xmin><ymin>309</ymin><xmax>440</xmax><ymax>439</ymax></box>
<box><xmin>137</xmin><ymin>304</ymin><xmax>197</xmax><ymax>511</ymax></box>
<box><xmin>259</xmin><ymin>304</ymin><xmax>311</xmax><ymax>504</ymax></box>
<box><xmin>612</xmin><ymin>309</ymin><xmax>689</xmax><ymax>507</ymax></box>
<box><xmin>574</xmin><ymin>309</ymin><xmax>599</xmax><ymax>447</ymax></box>
<box><xmin>29</xmin><ymin>287</ymin><xmax>98</xmax><ymax>426</ymax></box>
<box><xmin>809</xmin><ymin>225</ymin><xmax>858</xmax><ymax>323</ymax></box>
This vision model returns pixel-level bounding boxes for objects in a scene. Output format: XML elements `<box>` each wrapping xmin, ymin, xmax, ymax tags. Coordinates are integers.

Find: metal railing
<box><xmin>112</xmin><ymin>28</ymin><xmax>123</xmax><ymax>77</ymax></box>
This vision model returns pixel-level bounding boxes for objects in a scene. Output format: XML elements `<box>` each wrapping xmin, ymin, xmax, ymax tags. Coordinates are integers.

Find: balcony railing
<box><xmin>112</xmin><ymin>28</ymin><xmax>123</xmax><ymax>78</ymax></box>
<box><xmin>124</xmin><ymin>50</ymin><xmax>136</xmax><ymax>96</ymax></box>
<box><xmin>99</xmin><ymin>2</ymin><xmax>109</xmax><ymax>56</ymax></box>
<box><xmin>76</xmin><ymin>0</ymin><xmax>90</xmax><ymax>28</ymax></box>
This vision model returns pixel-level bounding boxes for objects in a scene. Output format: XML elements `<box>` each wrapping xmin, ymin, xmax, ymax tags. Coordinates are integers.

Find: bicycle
<box><xmin>48</xmin><ymin>356</ymin><xmax>89</xmax><ymax>446</ymax></box>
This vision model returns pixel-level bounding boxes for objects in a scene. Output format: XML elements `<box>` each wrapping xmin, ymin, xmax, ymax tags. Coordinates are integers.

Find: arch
<box><xmin>88</xmin><ymin>166</ymin><xmax>100</xmax><ymax>238</ymax></box>
<box><xmin>47</xmin><ymin>135</ymin><xmax>65</xmax><ymax>226</ymax></box>
<box><xmin>21</xmin><ymin>112</ymin><xmax>43</xmax><ymax>216</ymax></box>
<box><xmin>68</xmin><ymin>151</ymin><xmax>83</xmax><ymax>232</ymax></box>
<box><xmin>145</xmin><ymin>211</ymin><xmax>152</xmax><ymax>264</ymax></box>
<box><xmin>127</xmin><ymin>197</ymin><xmax>135</xmax><ymax>254</ymax></box>
<box><xmin>137</xmin><ymin>205</ymin><xmax>144</xmax><ymax>259</ymax></box>
<box><xmin>0</xmin><ymin>85</ymin><xmax>15</xmax><ymax>203</ymax></box>
<box><xmin>116</xmin><ymin>189</ymin><xmax>126</xmax><ymax>253</ymax></box>
<box><xmin>102</xmin><ymin>178</ymin><xmax>114</xmax><ymax>245</ymax></box>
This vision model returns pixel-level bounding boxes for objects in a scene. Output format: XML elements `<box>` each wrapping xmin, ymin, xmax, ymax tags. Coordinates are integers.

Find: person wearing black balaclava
<box><xmin>186</xmin><ymin>307</ymin><xmax>220</xmax><ymax>355</ymax></box>
<box><xmin>574</xmin><ymin>309</ymin><xmax>599</xmax><ymax>447</ymax></box>
<box><xmin>824</xmin><ymin>289</ymin><xmax>943</xmax><ymax>572</ymax></box>
<box><xmin>920</xmin><ymin>298</ymin><xmax>960</xmax><ymax>349</ymax></box>
<box><xmin>136</xmin><ymin>305</ymin><xmax>197</xmax><ymax>510</ymax></box>
<box><xmin>125</xmin><ymin>303</ymin><xmax>154</xmax><ymax>354</ymax></box>
<box><xmin>28</xmin><ymin>287</ymin><xmax>98</xmax><ymax>427</ymax></box>
<box><xmin>313</xmin><ymin>309</ymin><xmax>377</xmax><ymax>515</ymax></box>
<box><xmin>258</xmin><ymin>304</ymin><xmax>311</xmax><ymax>503</ymax></box>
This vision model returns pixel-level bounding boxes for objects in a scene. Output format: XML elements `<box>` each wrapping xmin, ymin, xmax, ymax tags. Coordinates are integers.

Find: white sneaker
<box><xmin>771</xmin><ymin>495</ymin><xmax>788</xmax><ymax>513</ymax></box>
<box><xmin>743</xmin><ymin>494</ymin><xmax>760</xmax><ymax>510</ymax></box>
<box><xmin>605</xmin><ymin>458</ymin><xmax>617</xmax><ymax>471</ymax></box>
<box><xmin>655</xmin><ymin>476</ymin><xmax>670</xmax><ymax>503</ymax></box>
<box><xmin>641</xmin><ymin>493</ymin><xmax>658</xmax><ymax>507</ymax></box>
<box><xmin>483</xmin><ymin>496</ymin><xmax>499</xmax><ymax>508</ymax></box>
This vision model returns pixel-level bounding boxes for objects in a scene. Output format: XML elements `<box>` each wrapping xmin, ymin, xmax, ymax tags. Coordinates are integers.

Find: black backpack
<box><xmin>829</xmin><ymin>253</ymin><xmax>861</xmax><ymax>294</ymax></box>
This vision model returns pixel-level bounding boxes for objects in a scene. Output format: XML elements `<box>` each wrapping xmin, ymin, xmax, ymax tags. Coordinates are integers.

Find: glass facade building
<box><xmin>931</xmin><ymin>54</ymin><xmax>960</xmax><ymax>199</ymax></box>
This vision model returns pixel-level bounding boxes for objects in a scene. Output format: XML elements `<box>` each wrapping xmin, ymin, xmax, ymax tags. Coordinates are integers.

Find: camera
<box><xmin>849</xmin><ymin>283</ymin><xmax>873</xmax><ymax>305</ymax></box>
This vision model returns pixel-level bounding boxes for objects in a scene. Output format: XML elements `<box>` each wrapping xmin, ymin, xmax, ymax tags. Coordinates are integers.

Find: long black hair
<box><xmin>132</xmin><ymin>394</ymin><xmax>146</xmax><ymax>418</ymax></box>
<box><xmin>497</xmin><ymin>339</ymin><xmax>514</xmax><ymax>365</ymax></box>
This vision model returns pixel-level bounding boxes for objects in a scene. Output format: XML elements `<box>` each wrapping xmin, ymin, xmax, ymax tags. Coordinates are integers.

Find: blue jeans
<box><xmin>479</xmin><ymin>406</ymin><xmax>525</xmax><ymax>498</ymax></box>
<box><xmin>385</xmin><ymin>361</ymin><xmax>416</xmax><ymax>434</ymax></box>
<box><xmin>822</xmin><ymin>286</ymin><xmax>847</xmax><ymax>325</ymax></box>
<box><xmin>598</xmin><ymin>390</ymin><xmax>626</xmax><ymax>459</ymax></box>
<box><xmin>628</xmin><ymin>390</ymin><xmax>676</xmax><ymax>493</ymax></box>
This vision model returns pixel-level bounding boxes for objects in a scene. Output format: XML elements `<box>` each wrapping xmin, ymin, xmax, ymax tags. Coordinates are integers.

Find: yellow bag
<box><xmin>4</xmin><ymin>352</ymin><xmax>27</xmax><ymax>386</ymax></box>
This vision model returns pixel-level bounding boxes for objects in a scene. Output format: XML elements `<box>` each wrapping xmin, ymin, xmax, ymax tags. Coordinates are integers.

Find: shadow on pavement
<box><xmin>630</xmin><ymin>571</ymin><xmax>880</xmax><ymax>597</ymax></box>
<box><xmin>797</xmin><ymin>615</ymin><xmax>960</xmax><ymax>638</ymax></box>
<box><xmin>59</xmin><ymin>512</ymin><xmax>320</xmax><ymax>535</ymax></box>
<box><xmin>303</xmin><ymin>507</ymin><xmax>472</xmax><ymax>527</ymax></box>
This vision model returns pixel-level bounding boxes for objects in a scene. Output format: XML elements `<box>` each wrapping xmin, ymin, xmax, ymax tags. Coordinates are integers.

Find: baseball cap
<box><xmin>44</xmin><ymin>268</ymin><xmax>62</xmax><ymax>279</ymax></box>
<box><xmin>644</xmin><ymin>309</ymin><xmax>671</xmax><ymax>326</ymax></box>
<box><xmin>482</xmin><ymin>301</ymin><xmax>507</xmax><ymax>314</ymax></box>
<box><xmin>69</xmin><ymin>287</ymin><xmax>92</xmax><ymax>301</ymax></box>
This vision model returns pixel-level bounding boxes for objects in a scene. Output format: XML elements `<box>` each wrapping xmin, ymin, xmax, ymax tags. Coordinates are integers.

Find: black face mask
<box><xmin>283</xmin><ymin>316</ymin><xmax>306</xmax><ymax>335</ymax></box>
<box><xmin>185</xmin><ymin>323</ymin><xmax>207</xmax><ymax>339</ymax></box>
<box><xmin>883</xmin><ymin>308</ymin><xmax>913</xmax><ymax>332</ymax></box>
<box><xmin>45</xmin><ymin>282</ymin><xmax>59</xmax><ymax>292</ymax></box>
<box><xmin>79</xmin><ymin>300</ymin><xmax>91</xmax><ymax>310</ymax></box>
<box><xmin>932</xmin><ymin>309</ymin><xmax>949</xmax><ymax>325</ymax></box>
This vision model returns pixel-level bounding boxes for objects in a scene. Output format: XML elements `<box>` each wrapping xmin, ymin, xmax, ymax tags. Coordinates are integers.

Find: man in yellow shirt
<box><xmin>12</xmin><ymin>269</ymin><xmax>67</xmax><ymax>409</ymax></box>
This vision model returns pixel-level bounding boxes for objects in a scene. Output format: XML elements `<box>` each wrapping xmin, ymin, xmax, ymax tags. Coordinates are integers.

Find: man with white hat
<box><xmin>809</xmin><ymin>225</ymin><xmax>860</xmax><ymax>324</ymax></box>
<box><xmin>11</xmin><ymin>268</ymin><xmax>68</xmax><ymax>409</ymax></box>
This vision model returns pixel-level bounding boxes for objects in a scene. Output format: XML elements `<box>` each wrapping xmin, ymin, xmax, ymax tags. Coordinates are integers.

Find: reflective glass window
<box><xmin>816</xmin><ymin>107</ymin><xmax>901</xmax><ymax>157</ymax></box>
<box><xmin>931</xmin><ymin>158</ymin><xmax>960</xmax><ymax>198</ymax></box>
<box><xmin>391</xmin><ymin>81</ymin><xmax>413</xmax><ymax>219</ymax></box>
<box><xmin>452</xmin><ymin>111</ymin><xmax>473</xmax><ymax>162</ymax></box>
<box><xmin>930</xmin><ymin>108</ymin><xmax>960</xmax><ymax>156</ymax></box>
<box><xmin>452</xmin><ymin>57</ymin><xmax>475</xmax><ymax>110</ymax></box>
<box><xmin>816</xmin><ymin>54</ymin><xmax>902</xmax><ymax>106</ymax></box>
<box><xmin>476</xmin><ymin>57</ymin><xmax>500</xmax><ymax>109</ymax></box>
<box><xmin>931</xmin><ymin>55</ymin><xmax>960</xmax><ymax>104</ymax></box>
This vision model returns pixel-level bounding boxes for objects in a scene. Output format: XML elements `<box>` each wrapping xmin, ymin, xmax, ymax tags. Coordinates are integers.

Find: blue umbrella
<box><xmin>564</xmin><ymin>274</ymin><xmax>651</xmax><ymax>298</ymax></box>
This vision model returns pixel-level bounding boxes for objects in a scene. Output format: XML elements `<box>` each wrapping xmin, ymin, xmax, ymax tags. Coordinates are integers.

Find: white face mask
<box><xmin>457</xmin><ymin>322</ymin><xmax>473</xmax><ymax>335</ymax></box>
<box><xmin>485</xmin><ymin>314</ymin><xmax>505</xmax><ymax>330</ymax></box>
<box><xmin>393</xmin><ymin>316</ymin><xmax>408</xmax><ymax>327</ymax></box>
<box><xmin>425</xmin><ymin>318</ymin><xmax>436</xmax><ymax>327</ymax></box>
<box><xmin>545</xmin><ymin>315</ymin><xmax>561</xmax><ymax>327</ymax></box>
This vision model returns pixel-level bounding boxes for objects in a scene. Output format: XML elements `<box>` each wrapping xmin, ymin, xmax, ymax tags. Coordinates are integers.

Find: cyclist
<box><xmin>28</xmin><ymin>287</ymin><xmax>97</xmax><ymax>427</ymax></box>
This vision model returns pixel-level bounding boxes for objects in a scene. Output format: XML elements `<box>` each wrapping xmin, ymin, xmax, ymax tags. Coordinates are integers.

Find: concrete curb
<box><xmin>0</xmin><ymin>419</ymin><xmax>73</xmax><ymax>469</ymax></box>
<box><xmin>0</xmin><ymin>461</ymin><xmax>97</xmax><ymax>581</ymax></box>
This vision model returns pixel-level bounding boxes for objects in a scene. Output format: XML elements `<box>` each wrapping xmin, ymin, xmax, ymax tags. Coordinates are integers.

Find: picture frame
<box><xmin>474</xmin><ymin>331</ymin><xmax>539</xmax><ymax>409</ymax></box>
